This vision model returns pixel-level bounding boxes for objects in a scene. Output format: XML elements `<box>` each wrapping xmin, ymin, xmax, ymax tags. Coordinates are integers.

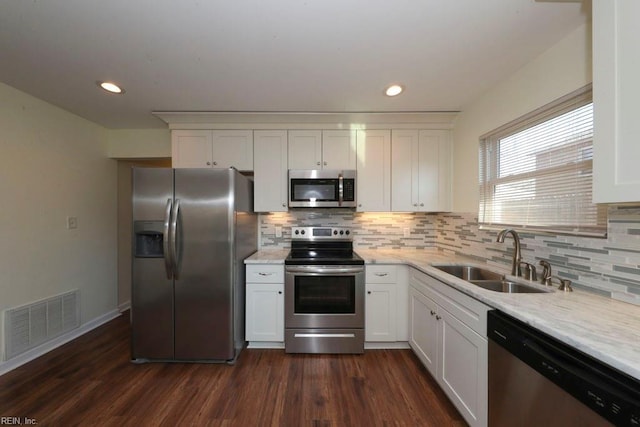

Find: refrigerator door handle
<box><xmin>163</xmin><ymin>198</ymin><xmax>173</xmax><ymax>279</ymax></box>
<box><xmin>171</xmin><ymin>198</ymin><xmax>181</xmax><ymax>280</ymax></box>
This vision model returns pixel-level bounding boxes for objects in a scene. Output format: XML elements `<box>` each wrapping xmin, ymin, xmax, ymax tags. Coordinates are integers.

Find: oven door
<box><xmin>285</xmin><ymin>265</ymin><xmax>364</xmax><ymax>329</ymax></box>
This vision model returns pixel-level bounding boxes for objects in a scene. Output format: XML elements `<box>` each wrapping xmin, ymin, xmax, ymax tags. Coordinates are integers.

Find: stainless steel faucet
<box><xmin>496</xmin><ymin>229</ymin><xmax>522</xmax><ymax>276</ymax></box>
<box><xmin>539</xmin><ymin>260</ymin><xmax>552</xmax><ymax>286</ymax></box>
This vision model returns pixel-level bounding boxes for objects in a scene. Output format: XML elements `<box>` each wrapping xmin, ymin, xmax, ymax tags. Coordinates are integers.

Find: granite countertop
<box><xmin>245</xmin><ymin>248</ymin><xmax>640</xmax><ymax>381</ymax></box>
<box><xmin>245</xmin><ymin>249</ymin><xmax>289</xmax><ymax>264</ymax></box>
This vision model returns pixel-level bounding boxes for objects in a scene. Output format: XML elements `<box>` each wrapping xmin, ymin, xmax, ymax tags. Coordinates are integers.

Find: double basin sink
<box><xmin>433</xmin><ymin>265</ymin><xmax>548</xmax><ymax>294</ymax></box>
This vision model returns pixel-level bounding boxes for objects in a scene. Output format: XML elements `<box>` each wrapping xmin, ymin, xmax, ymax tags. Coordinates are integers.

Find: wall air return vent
<box><xmin>4</xmin><ymin>290</ymin><xmax>80</xmax><ymax>360</ymax></box>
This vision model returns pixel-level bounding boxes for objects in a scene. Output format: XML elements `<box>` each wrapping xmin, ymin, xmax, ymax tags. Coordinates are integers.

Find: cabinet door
<box><xmin>419</xmin><ymin>130</ymin><xmax>451</xmax><ymax>211</ymax></box>
<box><xmin>356</xmin><ymin>129</ymin><xmax>391</xmax><ymax>212</ymax></box>
<box><xmin>211</xmin><ymin>130</ymin><xmax>254</xmax><ymax>171</ymax></box>
<box><xmin>254</xmin><ymin>130</ymin><xmax>288</xmax><ymax>212</ymax></box>
<box><xmin>322</xmin><ymin>130</ymin><xmax>357</xmax><ymax>169</ymax></box>
<box><xmin>391</xmin><ymin>130</ymin><xmax>420</xmax><ymax>211</ymax></box>
<box><xmin>288</xmin><ymin>130</ymin><xmax>322</xmax><ymax>169</ymax></box>
<box><xmin>439</xmin><ymin>309</ymin><xmax>488</xmax><ymax>427</ymax></box>
<box><xmin>245</xmin><ymin>283</ymin><xmax>284</xmax><ymax>342</ymax></box>
<box><xmin>593</xmin><ymin>1</ymin><xmax>640</xmax><ymax>203</ymax></box>
<box><xmin>172</xmin><ymin>130</ymin><xmax>213</xmax><ymax>168</ymax></box>
<box><xmin>408</xmin><ymin>286</ymin><xmax>439</xmax><ymax>376</ymax></box>
<box><xmin>365</xmin><ymin>283</ymin><xmax>397</xmax><ymax>342</ymax></box>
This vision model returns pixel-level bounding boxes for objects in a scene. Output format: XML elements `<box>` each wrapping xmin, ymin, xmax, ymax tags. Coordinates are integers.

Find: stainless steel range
<box><xmin>284</xmin><ymin>226</ymin><xmax>364</xmax><ymax>354</ymax></box>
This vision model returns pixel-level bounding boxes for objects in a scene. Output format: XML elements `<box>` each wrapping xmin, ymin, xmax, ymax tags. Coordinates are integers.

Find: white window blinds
<box><xmin>479</xmin><ymin>86</ymin><xmax>607</xmax><ymax>236</ymax></box>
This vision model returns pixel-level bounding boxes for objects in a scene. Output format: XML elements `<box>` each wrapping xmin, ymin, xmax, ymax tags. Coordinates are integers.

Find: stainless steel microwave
<box><xmin>288</xmin><ymin>170</ymin><xmax>356</xmax><ymax>208</ymax></box>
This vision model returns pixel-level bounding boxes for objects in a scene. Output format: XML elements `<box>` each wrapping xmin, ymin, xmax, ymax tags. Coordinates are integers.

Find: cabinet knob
<box><xmin>316</xmin><ymin>161</ymin><xmax>321</xmax><ymax>166</ymax></box>
<box><xmin>430</xmin><ymin>310</ymin><xmax>436</xmax><ymax>316</ymax></box>
<box><xmin>367</xmin><ymin>291</ymin><xmax>372</xmax><ymax>294</ymax></box>
<box><xmin>278</xmin><ymin>291</ymin><xmax>282</xmax><ymax>294</ymax></box>
<box><xmin>282</xmin><ymin>203</ymin><xmax>286</xmax><ymax>207</ymax></box>
<box><xmin>323</xmin><ymin>161</ymin><xmax>327</xmax><ymax>166</ymax></box>
<box><xmin>358</xmin><ymin>204</ymin><xmax>362</xmax><ymax>208</ymax></box>
<box><xmin>206</xmin><ymin>161</ymin><xmax>211</xmax><ymax>166</ymax></box>
<box><xmin>413</xmin><ymin>203</ymin><xmax>418</xmax><ymax>207</ymax></box>
<box><xmin>213</xmin><ymin>161</ymin><xmax>218</xmax><ymax>166</ymax></box>
<box><xmin>420</xmin><ymin>203</ymin><xmax>424</xmax><ymax>207</ymax></box>
<box><xmin>435</xmin><ymin>315</ymin><xmax>442</xmax><ymax>321</ymax></box>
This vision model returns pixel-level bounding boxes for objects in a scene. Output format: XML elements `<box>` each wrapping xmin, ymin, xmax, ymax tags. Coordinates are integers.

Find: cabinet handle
<box><xmin>430</xmin><ymin>310</ymin><xmax>436</xmax><ymax>316</ymax></box>
<box><xmin>317</xmin><ymin>161</ymin><xmax>321</xmax><ymax>166</ymax></box>
<box><xmin>435</xmin><ymin>315</ymin><xmax>441</xmax><ymax>321</ymax></box>
<box><xmin>374</xmin><ymin>273</ymin><xmax>388</xmax><ymax>277</ymax></box>
<box><xmin>258</xmin><ymin>272</ymin><xmax>272</xmax><ymax>276</ymax></box>
<box><xmin>206</xmin><ymin>161</ymin><xmax>211</xmax><ymax>166</ymax></box>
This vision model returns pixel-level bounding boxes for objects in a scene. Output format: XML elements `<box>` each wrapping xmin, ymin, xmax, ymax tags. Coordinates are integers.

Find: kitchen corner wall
<box><xmin>259</xmin><ymin>207</ymin><xmax>640</xmax><ymax>306</ymax></box>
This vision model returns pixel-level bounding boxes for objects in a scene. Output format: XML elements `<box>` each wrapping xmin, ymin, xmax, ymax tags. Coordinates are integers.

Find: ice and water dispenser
<box><xmin>134</xmin><ymin>221</ymin><xmax>164</xmax><ymax>258</ymax></box>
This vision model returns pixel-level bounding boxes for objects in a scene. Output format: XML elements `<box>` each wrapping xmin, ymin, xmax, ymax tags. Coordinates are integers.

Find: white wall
<box><xmin>452</xmin><ymin>23</ymin><xmax>592</xmax><ymax>212</ymax></box>
<box><xmin>0</xmin><ymin>83</ymin><xmax>118</xmax><ymax>359</ymax></box>
<box><xmin>108</xmin><ymin>129</ymin><xmax>171</xmax><ymax>159</ymax></box>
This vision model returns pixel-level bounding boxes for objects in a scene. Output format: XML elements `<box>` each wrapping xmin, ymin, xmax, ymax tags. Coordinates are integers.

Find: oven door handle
<box><xmin>286</xmin><ymin>266</ymin><xmax>364</xmax><ymax>275</ymax></box>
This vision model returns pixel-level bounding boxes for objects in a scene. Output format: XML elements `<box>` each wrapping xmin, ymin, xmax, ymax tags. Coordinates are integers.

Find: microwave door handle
<box><xmin>338</xmin><ymin>173</ymin><xmax>344</xmax><ymax>207</ymax></box>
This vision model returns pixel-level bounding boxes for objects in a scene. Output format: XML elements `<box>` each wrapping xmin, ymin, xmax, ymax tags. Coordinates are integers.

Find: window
<box><xmin>479</xmin><ymin>85</ymin><xmax>607</xmax><ymax>236</ymax></box>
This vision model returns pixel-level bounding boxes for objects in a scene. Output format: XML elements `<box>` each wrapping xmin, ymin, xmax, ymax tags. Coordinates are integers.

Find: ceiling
<box><xmin>0</xmin><ymin>1</ymin><xmax>589</xmax><ymax>129</ymax></box>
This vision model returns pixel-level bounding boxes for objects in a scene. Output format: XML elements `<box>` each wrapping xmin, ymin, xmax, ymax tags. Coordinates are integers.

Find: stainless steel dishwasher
<box><xmin>488</xmin><ymin>310</ymin><xmax>640</xmax><ymax>426</ymax></box>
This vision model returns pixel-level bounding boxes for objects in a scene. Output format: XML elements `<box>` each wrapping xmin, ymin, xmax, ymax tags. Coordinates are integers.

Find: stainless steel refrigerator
<box><xmin>131</xmin><ymin>167</ymin><xmax>257</xmax><ymax>363</ymax></box>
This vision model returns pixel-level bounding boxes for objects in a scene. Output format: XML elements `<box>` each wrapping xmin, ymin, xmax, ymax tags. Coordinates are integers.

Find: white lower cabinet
<box><xmin>365</xmin><ymin>265</ymin><xmax>408</xmax><ymax>346</ymax></box>
<box><xmin>245</xmin><ymin>264</ymin><xmax>284</xmax><ymax>347</ymax></box>
<box><xmin>409</xmin><ymin>268</ymin><xmax>489</xmax><ymax>427</ymax></box>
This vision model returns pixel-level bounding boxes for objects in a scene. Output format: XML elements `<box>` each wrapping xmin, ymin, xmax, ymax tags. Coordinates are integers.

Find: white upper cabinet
<box><xmin>391</xmin><ymin>130</ymin><xmax>451</xmax><ymax>212</ymax></box>
<box><xmin>254</xmin><ymin>130</ymin><xmax>288</xmax><ymax>212</ymax></box>
<box><xmin>322</xmin><ymin>130</ymin><xmax>357</xmax><ymax>170</ymax></box>
<box><xmin>593</xmin><ymin>1</ymin><xmax>640</xmax><ymax>203</ymax></box>
<box><xmin>356</xmin><ymin>129</ymin><xmax>391</xmax><ymax>212</ymax></box>
<box><xmin>288</xmin><ymin>130</ymin><xmax>357</xmax><ymax>170</ymax></box>
<box><xmin>172</xmin><ymin>130</ymin><xmax>254</xmax><ymax>171</ymax></box>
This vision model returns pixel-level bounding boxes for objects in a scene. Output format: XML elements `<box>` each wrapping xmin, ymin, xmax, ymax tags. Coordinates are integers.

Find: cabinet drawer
<box><xmin>246</xmin><ymin>264</ymin><xmax>284</xmax><ymax>283</ymax></box>
<box><xmin>366</xmin><ymin>265</ymin><xmax>397</xmax><ymax>283</ymax></box>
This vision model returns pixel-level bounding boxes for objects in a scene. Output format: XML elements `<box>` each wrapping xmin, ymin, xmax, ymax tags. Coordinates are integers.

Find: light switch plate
<box><xmin>67</xmin><ymin>216</ymin><xmax>78</xmax><ymax>229</ymax></box>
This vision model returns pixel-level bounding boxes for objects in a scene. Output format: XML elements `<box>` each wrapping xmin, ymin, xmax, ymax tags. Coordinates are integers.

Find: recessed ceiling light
<box><xmin>385</xmin><ymin>84</ymin><xmax>404</xmax><ymax>97</ymax></box>
<box><xmin>97</xmin><ymin>81</ymin><xmax>125</xmax><ymax>94</ymax></box>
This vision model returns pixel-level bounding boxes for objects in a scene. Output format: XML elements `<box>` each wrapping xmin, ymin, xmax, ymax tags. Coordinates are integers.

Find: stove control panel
<box><xmin>291</xmin><ymin>226</ymin><xmax>353</xmax><ymax>240</ymax></box>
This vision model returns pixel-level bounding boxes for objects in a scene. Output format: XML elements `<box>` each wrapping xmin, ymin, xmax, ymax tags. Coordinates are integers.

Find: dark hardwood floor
<box><xmin>0</xmin><ymin>313</ymin><xmax>466</xmax><ymax>426</ymax></box>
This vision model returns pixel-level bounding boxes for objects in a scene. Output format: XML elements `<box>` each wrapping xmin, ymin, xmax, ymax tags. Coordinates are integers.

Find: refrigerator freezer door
<box><xmin>173</xmin><ymin>169</ymin><xmax>235</xmax><ymax>360</ymax></box>
<box><xmin>131</xmin><ymin>168</ymin><xmax>175</xmax><ymax>360</ymax></box>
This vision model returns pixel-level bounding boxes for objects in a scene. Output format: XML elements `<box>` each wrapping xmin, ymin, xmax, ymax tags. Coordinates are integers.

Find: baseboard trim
<box><xmin>0</xmin><ymin>309</ymin><xmax>121</xmax><ymax>377</ymax></box>
<box><xmin>364</xmin><ymin>342</ymin><xmax>411</xmax><ymax>350</ymax></box>
<box><xmin>118</xmin><ymin>300</ymin><xmax>131</xmax><ymax>313</ymax></box>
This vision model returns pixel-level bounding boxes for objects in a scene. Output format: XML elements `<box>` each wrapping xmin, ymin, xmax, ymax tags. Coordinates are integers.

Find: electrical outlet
<box><xmin>67</xmin><ymin>216</ymin><xmax>78</xmax><ymax>229</ymax></box>
<box><xmin>275</xmin><ymin>226</ymin><xmax>282</xmax><ymax>238</ymax></box>
<box><xmin>403</xmin><ymin>228</ymin><xmax>410</xmax><ymax>238</ymax></box>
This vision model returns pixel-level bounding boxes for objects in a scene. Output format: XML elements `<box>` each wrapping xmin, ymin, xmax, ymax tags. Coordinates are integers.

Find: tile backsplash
<box><xmin>259</xmin><ymin>206</ymin><xmax>640</xmax><ymax>306</ymax></box>
<box><xmin>259</xmin><ymin>210</ymin><xmax>438</xmax><ymax>249</ymax></box>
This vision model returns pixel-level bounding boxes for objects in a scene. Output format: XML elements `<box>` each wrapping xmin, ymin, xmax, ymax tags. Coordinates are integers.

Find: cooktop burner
<box><xmin>285</xmin><ymin>227</ymin><xmax>363</xmax><ymax>266</ymax></box>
